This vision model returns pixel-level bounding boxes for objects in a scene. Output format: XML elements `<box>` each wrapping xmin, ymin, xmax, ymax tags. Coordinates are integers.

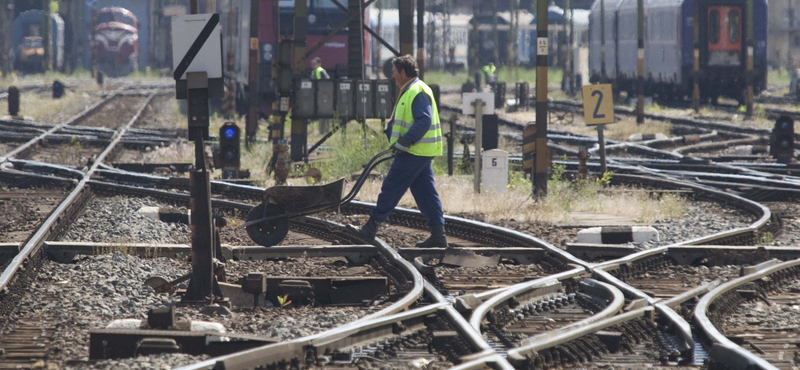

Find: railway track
<box><xmin>3</xmin><ymin>81</ymin><xmax>800</xmax><ymax>369</ymax></box>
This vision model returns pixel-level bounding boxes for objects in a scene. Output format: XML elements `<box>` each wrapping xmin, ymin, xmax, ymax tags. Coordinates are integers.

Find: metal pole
<box><xmin>473</xmin><ymin>99</ymin><xmax>483</xmax><ymax>193</ymax></box>
<box><xmin>569</xmin><ymin>0</ymin><xmax>574</xmax><ymax>93</ymax></box>
<box><xmin>292</xmin><ymin>0</ymin><xmax>308</xmax><ymax>161</ymax></box>
<box><xmin>399</xmin><ymin>0</ymin><xmax>414</xmax><ymax>56</ymax></box>
<box><xmin>42</xmin><ymin>0</ymin><xmax>50</xmax><ymax>72</ymax></box>
<box><xmin>745</xmin><ymin>0</ymin><xmax>754</xmax><ymax>117</ymax></box>
<box><xmin>0</xmin><ymin>0</ymin><xmax>7</xmax><ymax>77</ymax></box>
<box><xmin>636</xmin><ymin>0</ymin><xmax>644</xmax><ymax>124</ymax></box>
<box><xmin>417</xmin><ymin>0</ymin><xmax>424</xmax><ymax>79</ymax></box>
<box><xmin>491</xmin><ymin>0</ymin><xmax>498</xmax><ymax>65</ymax></box>
<box><xmin>562</xmin><ymin>0</ymin><xmax>571</xmax><ymax>93</ymax></box>
<box><xmin>534</xmin><ymin>0</ymin><xmax>548</xmax><ymax>197</ymax></box>
<box><xmin>600</xmin><ymin>0</ymin><xmax>606</xmax><ymax>83</ymax></box>
<box><xmin>597</xmin><ymin>125</ymin><xmax>607</xmax><ymax>174</ymax></box>
<box><xmin>347</xmin><ymin>0</ymin><xmax>363</xmax><ymax>78</ymax></box>
<box><xmin>246</xmin><ymin>0</ymin><xmax>259</xmax><ymax>143</ymax></box>
<box><xmin>448</xmin><ymin>116</ymin><xmax>454</xmax><ymax>176</ymax></box>
<box><xmin>692</xmin><ymin>0</ymin><xmax>700</xmax><ymax>112</ymax></box>
<box><xmin>470</xmin><ymin>0</ymin><xmax>479</xmax><ymax>75</ymax></box>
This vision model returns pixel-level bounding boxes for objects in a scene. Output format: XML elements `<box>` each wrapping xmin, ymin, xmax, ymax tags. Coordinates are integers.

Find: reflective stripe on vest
<box><xmin>388</xmin><ymin>80</ymin><xmax>442</xmax><ymax>157</ymax></box>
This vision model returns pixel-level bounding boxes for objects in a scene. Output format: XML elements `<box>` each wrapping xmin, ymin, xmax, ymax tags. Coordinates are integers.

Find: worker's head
<box><xmin>391</xmin><ymin>55</ymin><xmax>418</xmax><ymax>88</ymax></box>
<box><xmin>311</xmin><ymin>57</ymin><xmax>322</xmax><ymax>68</ymax></box>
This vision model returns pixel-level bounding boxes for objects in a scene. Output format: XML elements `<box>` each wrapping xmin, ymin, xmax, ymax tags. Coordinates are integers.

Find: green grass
<box><xmin>768</xmin><ymin>67</ymin><xmax>793</xmax><ymax>85</ymax></box>
<box><xmin>423</xmin><ymin>67</ymin><xmax>565</xmax><ymax>88</ymax></box>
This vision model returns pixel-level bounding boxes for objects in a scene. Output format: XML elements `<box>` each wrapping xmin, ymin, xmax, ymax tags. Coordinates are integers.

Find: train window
<box><xmin>728</xmin><ymin>9</ymin><xmax>740</xmax><ymax>44</ymax></box>
<box><xmin>708</xmin><ymin>10</ymin><xmax>720</xmax><ymax>44</ymax></box>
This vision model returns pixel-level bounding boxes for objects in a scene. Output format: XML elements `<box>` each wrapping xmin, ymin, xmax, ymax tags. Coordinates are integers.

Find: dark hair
<box><xmin>312</xmin><ymin>57</ymin><xmax>322</xmax><ymax>64</ymax></box>
<box><xmin>392</xmin><ymin>55</ymin><xmax>418</xmax><ymax>78</ymax></box>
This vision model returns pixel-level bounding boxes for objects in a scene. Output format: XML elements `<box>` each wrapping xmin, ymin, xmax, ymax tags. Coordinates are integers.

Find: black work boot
<box><xmin>346</xmin><ymin>218</ymin><xmax>380</xmax><ymax>242</ymax></box>
<box><xmin>415</xmin><ymin>225</ymin><xmax>448</xmax><ymax>248</ymax></box>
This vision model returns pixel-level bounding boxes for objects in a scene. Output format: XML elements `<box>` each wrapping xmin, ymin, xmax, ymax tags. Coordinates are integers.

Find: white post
<box><xmin>473</xmin><ymin>99</ymin><xmax>484</xmax><ymax>193</ymax></box>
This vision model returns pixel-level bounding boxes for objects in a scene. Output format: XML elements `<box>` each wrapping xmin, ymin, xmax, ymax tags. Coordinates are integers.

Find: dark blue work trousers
<box><xmin>369</xmin><ymin>153</ymin><xmax>445</xmax><ymax>226</ymax></box>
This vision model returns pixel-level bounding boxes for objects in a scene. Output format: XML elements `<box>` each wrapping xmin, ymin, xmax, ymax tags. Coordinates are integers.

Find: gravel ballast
<box><xmin>20</xmin><ymin>253</ymin><xmax>377</xmax><ymax>369</ymax></box>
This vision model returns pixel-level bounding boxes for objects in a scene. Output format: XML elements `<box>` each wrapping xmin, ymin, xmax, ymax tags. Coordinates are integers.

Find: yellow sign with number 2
<box><xmin>581</xmin><ymin>84</ymin><xmax>615</xmax><ymax>125</ymax></box>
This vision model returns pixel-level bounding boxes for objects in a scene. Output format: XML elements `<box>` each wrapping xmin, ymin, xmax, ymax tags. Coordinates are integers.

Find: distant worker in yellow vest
<box><xmin>482</xmin><ymin>62</ymin><xmax>497</xmax><ymax>87</ymax></box>
<box><xmin>311</xmin><ymin>57</ymin><xmax>330</xmax><ymax>133</ymax></box>
<box><xmin>348</xmin><ymin>55</ymin><xmax>447</xmax><ymax>248</ymax></box>
<box><xmin>310</xmin><ymin>57</ymin><xmax>330</xmax><ymax>80</ymax></box>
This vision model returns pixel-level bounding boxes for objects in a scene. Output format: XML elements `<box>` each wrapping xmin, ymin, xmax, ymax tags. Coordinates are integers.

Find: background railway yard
<box><xmin>5</xmin><ymin>75</ymin><xmax>800</xmax><ymax>370</ymax></box>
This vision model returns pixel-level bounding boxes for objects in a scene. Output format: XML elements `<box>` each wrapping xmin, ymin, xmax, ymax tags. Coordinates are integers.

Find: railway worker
<box><xmin>310</xmin><ymin>57</ymin><xmax>330</xmax><ymax>80</ymax></box>
<box><xmin>347</xmin><ymin>55</ymin><xmax>448</xmax><ymax>248</ymax></box>
<box><xmin>482</xmin><ymin>62</ymin><xmax>497</xmax><ymax>87</ymax></box>
<box><xmin>310</xmin><ymin>57</ymin><xmax>331</xmax><ymax>133</ymax></box>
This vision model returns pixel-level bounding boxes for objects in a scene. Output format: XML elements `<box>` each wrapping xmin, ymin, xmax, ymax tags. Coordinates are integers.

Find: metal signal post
<box><xmin>534</xmin><ymin>0</ymin><xmax>549</xmax><ymax>197</ymax></box>
<box><xmin>745</xmin><ymin>0</ymin><xmax>754</xmax><ymax>118</ymax></box>
<box><xmin>637</xmin><ymin>0</ymin><xmax>644</xmax><ymax>124</ymax></box>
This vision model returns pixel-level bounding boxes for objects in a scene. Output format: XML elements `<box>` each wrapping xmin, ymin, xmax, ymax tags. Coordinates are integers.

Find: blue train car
<box><xmin>589</xmin><ymin>0</ymin><xmax>767</xmax><ymax>103</ymax></box>
<box><xmin>10</xmin><ymin>10</ymin><xmax>64</xmax><ymax>74</ymax></box>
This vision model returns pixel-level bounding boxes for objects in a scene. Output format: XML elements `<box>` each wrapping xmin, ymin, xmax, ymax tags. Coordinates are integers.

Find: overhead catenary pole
<box><xmin>417</xmin><ymin>0</ymin><xmax>424</xmax><ymax>79</ymax></box>
<box><xmin>0</xmin><ymin>0</ymin><xmax>7</xmax><ymax>76</ymax></box>
<box><xmin>470</xmin><ymin>0</ymin><xmax>479</xmax><ymax>76</ymax></box>
<box><xmin>600</xmin><ymin>0</ymin><xmax>606</xmax><ymax>82</ymax></box>
<box><xmin>491</xmin><ymin>0</ymin><xmax>499</xmax><ymax>65</ymax></box>
<box><xmin>246</xmin><ymin>0</ymin><xmax>259</xmax><ymax>143</ymax></box>
<box><xmin>692</xmin><ymin>0</ymin><xmax>700</xmax><ymax>112</ymax></box>
<box><xmin>745</xmin><ymin>0</ymin><xmax>754</xmax><ymax>117</ymax></box>
<box><xmin>42</xmin><ymin>0</ymin><xmax>50</xmax><ymax>72</ymax></box>
<box><xmin>347</xmin><ymin>0</ymin><xmax>363</xmax><ymax>79</ymax></box>
<box><xmin>636</xmin><ymin>0</ymin><xmax>644</xmax><ymax>123</ymax></box>
<box><xmin>561</xmin><ymin>0</ymin><xmax>571</xmax><ymax>93</ymax></box>
<box><xmin>399</xmin><ymin>0</ymin><xmax>414</xmax><ymax>56</ymax></box>
<box><xmin>509</xmin><ymin>0</ymin><xmax>519</xmax><ymax>71</ymax></box>
<box><xmin>569</xmin><ymin>0</ymin><xmax>575</xmax><ymax>92</ymax></box>
<box><xmin>534</xmin><ymin>0</ymin><xmax>548</xmax><ymax>196</ymax></box>
<box><xmin>292</xmin><ymin>0</ymin><xmax>308</xmax><ymax>161</ymax></box>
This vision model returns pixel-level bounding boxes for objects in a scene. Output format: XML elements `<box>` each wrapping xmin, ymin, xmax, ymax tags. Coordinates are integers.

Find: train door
<box><xmin>707</xmin><ymin>5</ymin><xmax>742</xmax><ymax>66</ymax></box>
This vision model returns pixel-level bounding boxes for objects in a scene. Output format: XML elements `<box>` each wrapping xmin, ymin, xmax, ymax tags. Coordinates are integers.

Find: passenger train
<box><xmin>588</xmin><ymin>0</ymin><xmax>768</xmax><ymax>103</ymax></box>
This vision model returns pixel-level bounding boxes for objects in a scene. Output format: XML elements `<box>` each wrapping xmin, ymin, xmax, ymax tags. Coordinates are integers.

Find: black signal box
<box><xmin>219</xmin><ymin>122</ymin><xmax>241</xmax><ymax>179</ymax></box>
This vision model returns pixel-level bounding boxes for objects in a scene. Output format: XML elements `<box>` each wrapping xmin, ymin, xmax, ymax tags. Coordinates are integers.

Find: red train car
<box><xmin>94</xmin><ymin>7</ymin><xmax>139</xmax><ymax>77</ymax></box>
<box><xmin>256</xmin><ymin>0</ymin><xmax>364</xmax><ymax>117</ymax></box>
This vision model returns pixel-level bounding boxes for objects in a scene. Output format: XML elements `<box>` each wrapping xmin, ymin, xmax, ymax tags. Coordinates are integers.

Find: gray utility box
<box><xmin>336</xmin><ymin>80</ymin><xmax>354</xmax><ymax>119</ymax></box>
<box><xmin>316</xmin><ymin>80</ymin><xmax>335</xmax><ymax>118</ymax></box>
<box><xmin>293</xmin><ymin>79</ymin><xmax>316</xmax><ymax>119</ymax></box>
<box><xmin>375</xmin><ymin>80</ymin><xmax>396</xmax><ymax>119</ymax></box>
<box><xmin>356</xmin><ymin>80</ymin><xmax>375</xmax><ymax>120</ymax></box>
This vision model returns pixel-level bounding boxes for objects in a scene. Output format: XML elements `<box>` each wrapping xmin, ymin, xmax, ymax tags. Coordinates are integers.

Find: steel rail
<box><xmin>0</xmin><ymin>92</ymin><xmax>119</xmax><ymax>162</ymax></box>
<box><xmin>469</xmin><ymin>269</ymin><xmax>584</xmax><ymax>331</ymax></box>
<box><xmin>516</xmin><ymin>279</ymin><xmax>626</xmax><ymax>345</ymax></box>
<box><xmin>0</xmin><ymin>90</ymin><xmax>156</xmax><ymax>294</ymax></box>
<box><xmin>694</xmin><ymin>259</ymin><xmax>800</xmax><ymax>370</ymax></box>
<box><xmin>505</xmin><ymin>306</ymin><xmax>654</xmax><ymax>365</ymax></box>
<box><xmin>173</xmin><ymin>237</ymin><xmax>427</xmax><ymax>370</ymax></box>
<box><xmin>347</xmin><ymin>201</ymin><xmax>594</xmax><ymax>269</ymax></box>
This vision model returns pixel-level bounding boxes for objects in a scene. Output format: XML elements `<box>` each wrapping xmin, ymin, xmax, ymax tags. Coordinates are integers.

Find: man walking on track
<box><xmin>347</xmin><ymin>55</ymin><xmax>448</xmax><ymax>248</ymax></box>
